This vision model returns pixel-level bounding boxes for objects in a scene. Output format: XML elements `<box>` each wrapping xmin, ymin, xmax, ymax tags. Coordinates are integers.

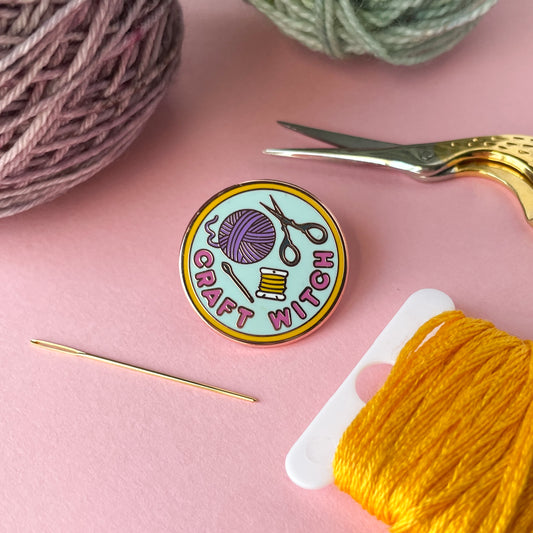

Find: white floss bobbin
<box><xmin>285</xmin><ymin>288</ymin><xmax>455</xmax><ymax>489</ymax></box>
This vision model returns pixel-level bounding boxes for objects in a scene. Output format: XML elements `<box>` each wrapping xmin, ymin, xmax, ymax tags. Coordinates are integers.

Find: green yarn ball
<box><xmin>247</xmin><ymin>0</ymin><xmax>499</xmax><ymax>65</ymax></box>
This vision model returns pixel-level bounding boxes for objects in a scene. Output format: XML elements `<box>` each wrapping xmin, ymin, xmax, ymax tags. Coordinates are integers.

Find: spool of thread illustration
<box><xmin>256</xmin><ymin>268</ymin><xmax>288</xmax><ymax>301</ymax></box>
<box><xmin>204</xmin><ymin>210</ymin><xmax>276</xmax><ymax>264</ymax></box>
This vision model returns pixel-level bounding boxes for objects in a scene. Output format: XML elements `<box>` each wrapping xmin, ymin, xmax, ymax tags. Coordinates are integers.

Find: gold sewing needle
<box><xmin>30</xmin><ymin>339</ymin><xmax>257</xmax><ymax>402</ymax></box>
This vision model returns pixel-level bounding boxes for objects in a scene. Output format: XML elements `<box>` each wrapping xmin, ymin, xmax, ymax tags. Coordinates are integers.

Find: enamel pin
<box><xmin>180</xmin><ymin>180</ymin><xmax>347</xmax><ymax>345</ymax></box>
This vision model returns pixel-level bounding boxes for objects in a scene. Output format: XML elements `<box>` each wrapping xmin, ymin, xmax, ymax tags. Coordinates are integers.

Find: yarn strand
<box><xmin>333</xmin><ymin>311</ymin><xmax>533</xmax><ymax>532</ymax></box>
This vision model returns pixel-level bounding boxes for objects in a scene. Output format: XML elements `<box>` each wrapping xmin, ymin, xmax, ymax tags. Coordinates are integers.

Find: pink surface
<box><xmin>1</xmin><ymin>1</ymin><xmax>532</xmax><ymax>531</ymax></box>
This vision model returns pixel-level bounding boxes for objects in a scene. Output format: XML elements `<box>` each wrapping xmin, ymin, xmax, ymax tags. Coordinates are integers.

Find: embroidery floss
<box><xmin>333</xmin><ymin>310</ymin><xmax>533</xmax><ymax>532</ymax></box>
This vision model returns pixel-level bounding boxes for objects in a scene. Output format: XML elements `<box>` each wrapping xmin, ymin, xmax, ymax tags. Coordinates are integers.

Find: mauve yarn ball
<box><xmin>0</xmin><ymin>0</ymin><xmax>183</xmax><ymax>217</ymax></box>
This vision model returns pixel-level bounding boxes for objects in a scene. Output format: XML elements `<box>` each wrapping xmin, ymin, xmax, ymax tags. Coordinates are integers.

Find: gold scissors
<box><xmin>265</xmin><ymin>122</ymin><xmax>533</xmax><ymax>226</ymax></box>
<box><xmin>260</xmin><ymin>194</ymin><xmax>328</xmax><ymax>267</ymax></box>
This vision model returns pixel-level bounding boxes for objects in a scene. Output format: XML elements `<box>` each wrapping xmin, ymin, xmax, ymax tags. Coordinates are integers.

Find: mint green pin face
<box><xmin>180</xmin><ymin>180</ymin><xmax>347</xmax><ymax>345</ymax></box>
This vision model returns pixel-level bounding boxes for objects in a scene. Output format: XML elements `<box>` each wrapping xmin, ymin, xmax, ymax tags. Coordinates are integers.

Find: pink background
<box><xmin>1</xmin><ymin>1</ymin><xmax>532</xmax><ymax>531</ymax></box>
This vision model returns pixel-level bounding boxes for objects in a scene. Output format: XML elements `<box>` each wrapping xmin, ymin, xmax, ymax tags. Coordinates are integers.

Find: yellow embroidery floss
<box><xmin>333</xmin><ymin>310</ymin><xmax>533</xmax><ymax>533</ymax></box>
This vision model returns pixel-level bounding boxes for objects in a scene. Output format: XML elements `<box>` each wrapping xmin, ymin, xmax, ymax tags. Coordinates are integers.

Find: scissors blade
<box><xmin>275</xmin><ymin>121</ymin><xmax>399</xmax><ymax>150</ymax></box>
<box><xmin>262</xmin><ymin>195</ymin><xmax>287</xmax><ymax>218</ymax></box>
<box><xmin>263</xmin><ymin>146</ymin><xmax>431</xmax><ymax>176</ymax></box>
<box><xmin>260</xmin><ymin>200</ymin><xmax>282</xmax><ymax>220</ymax></box>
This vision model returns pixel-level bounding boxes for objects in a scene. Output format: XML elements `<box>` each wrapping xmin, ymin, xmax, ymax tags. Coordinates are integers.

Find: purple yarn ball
<box><xmin>218</xmin><ymin>209</ymin><xmax>276</xmax><ymax>264</ymax></box>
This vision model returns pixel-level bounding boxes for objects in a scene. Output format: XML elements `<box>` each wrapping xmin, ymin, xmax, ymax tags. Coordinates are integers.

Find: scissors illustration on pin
<box><xmin>260</xmin><ymin>195</ymin><xmax>328</xmax><ymax>267</ymax></box>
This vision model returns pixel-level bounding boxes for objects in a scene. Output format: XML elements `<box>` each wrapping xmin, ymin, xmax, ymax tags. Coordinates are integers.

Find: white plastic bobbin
<box><xmin>285</xmin><ymin>288</ymin><xmax>455</xmax><ymax>490</ymax></box>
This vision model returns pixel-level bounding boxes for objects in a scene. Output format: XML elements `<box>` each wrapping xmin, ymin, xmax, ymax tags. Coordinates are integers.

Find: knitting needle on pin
<box><xmin>30</xmin><ymin>339</ymin><xmax>257</xmax><ymax>402</ymax></box>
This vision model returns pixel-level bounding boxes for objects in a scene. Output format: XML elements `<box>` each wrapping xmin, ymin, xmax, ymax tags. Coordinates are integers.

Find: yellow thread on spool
<box><xmin>333</xmin><ymin>310</ymin><xmax>533</xmax><ymax>533</ymax></box>
<box><xmin>256</xmin><ymin>268</ymin><xmax>288</xmax><ymax>301</ymax></box>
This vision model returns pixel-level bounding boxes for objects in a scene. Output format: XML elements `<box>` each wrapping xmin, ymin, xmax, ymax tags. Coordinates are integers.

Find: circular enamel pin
<box><xmin>180</xmin><ymin>180</ymin><xmax>347</xmax><ymax>345</ymax></box>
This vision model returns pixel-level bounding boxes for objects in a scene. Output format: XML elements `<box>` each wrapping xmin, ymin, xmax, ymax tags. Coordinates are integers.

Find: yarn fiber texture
<box><xmin>206</xmin><ymin>210</ymin><xmax>276</xmax><ymax>264</ymax></box>
<box><xmin>0</xmin><ymin>0</ymin><xmax>183</xmax><ymax>217</ymax></box>
<box><xmin>247</xmin><ymin>0</ymin><xmax>499</xmax><ymax>65</ymax></box>
<box><xmin>334</xmin><ymin>310</ymin><xmax>533</xmax><ymax>533</ymax></box>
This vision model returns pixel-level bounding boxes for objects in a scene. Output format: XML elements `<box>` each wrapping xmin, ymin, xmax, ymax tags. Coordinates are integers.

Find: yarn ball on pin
<box><xmin>0</xmin><ymin>0</ymin><xmax>183</xmax><ymax>217</ymax></box>
<box><xmin>247</xmin><ymin>0</ymin><xmax>499</xmax><ymax>65</ymax></box>
<box><xmin>210</xmin><ymin>209</ymin><xmax>276</xmax><ymax>265</ymax></box>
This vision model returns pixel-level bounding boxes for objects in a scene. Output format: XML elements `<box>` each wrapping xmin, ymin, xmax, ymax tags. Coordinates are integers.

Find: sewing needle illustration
<box><xmin>221</xmin><ymin>261</ymin><xmax>254</xmax><ymax>303</ymax></box>
<box><xmin>30</xmin><ymin>339</ymin><xmax>257</xmax><ymax>402</ymax></box>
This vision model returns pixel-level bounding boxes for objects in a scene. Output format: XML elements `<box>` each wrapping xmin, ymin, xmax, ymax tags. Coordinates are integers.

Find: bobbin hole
<box><xmin>355</xmin><ymin>364</ymin><xmax>393</xmax><ymax>403</ymax></box>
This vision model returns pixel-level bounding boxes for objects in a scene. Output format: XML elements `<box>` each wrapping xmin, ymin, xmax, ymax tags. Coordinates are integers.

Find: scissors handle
<box><xmin>279</xmin><ymin>233</ymin><xmax>301</xmax><ymax>267</ymax></box>
<box><xmin>299</xmin><ymin>222</ymin><xmax>328</xmax><ymax>244</ymax></box>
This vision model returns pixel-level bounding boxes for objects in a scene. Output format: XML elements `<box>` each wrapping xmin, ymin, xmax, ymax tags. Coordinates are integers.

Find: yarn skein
<box><xmin>204</xmin><ymin>210</ymin><xmax>276</xmax><ymax>264</ymax></box>
<box><xmin>0</xmin><ymin>1</ymin><xmax>183</xmax><ymax>217</ymax></box>
<box><xmin>247</xmin><ymin>0</ymin><xmax>499</xmax><ymax>65</ymax></box>
<box><xmin>333</xmin><ymin>310</ymin><xmax>533</xmax><ymax>532</ymax></box>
